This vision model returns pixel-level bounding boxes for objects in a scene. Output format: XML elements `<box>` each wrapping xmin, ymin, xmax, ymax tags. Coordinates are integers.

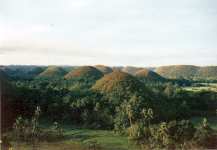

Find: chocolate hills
<box><xmin>92</xmin><ymin>70</ymin><xmax>145</xmax><ymax>94</ymax></box>
<box><xmin>155</xmin><ymin>65</ymin><xmax>199</xmax><ymax>79</ymax></box>
<box><xmin>38</xmin><ymin>66</ymin><xmax>67</xmax><ymax>78</ymax></box>
<box><xmin>135</xmin><ymin>68</ymin><xmax>165</xmax><ymax>81</ymax></box>
<box><xmin>121</xmin><ymin>66</ymin><xmax>143</xmax><ymax>75</ymax></box>
<box><xmin>64</xmin><ymin>66</ymin><xmax>103</xmax><ymax>80</ymax></box>
<box><xmin>155</xmin><ymin>65</ymin><xmax>217</xmax><ymax>80</ymax></box>
<box><xmin>94</xmin><ymin>65</ymin><xmax>113</xmax><ymax>74</ymax></box>
<box><xmin>196</xmin><ymin>66</ymin><xmax>217</xmax><ymax>80</ymax></box>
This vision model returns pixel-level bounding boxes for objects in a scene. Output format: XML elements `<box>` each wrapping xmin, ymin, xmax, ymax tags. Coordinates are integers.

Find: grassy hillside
<box><xmin>94</xmin><ymin>65</ymin><xmax>113</xmax><ymax>74</ymax></box>
<box><xmin>121</xmin><ymin>66</ymin><xmax>143</xmax><ymax>75</ymax></box>
<box><xmin>155</xmin><ymin>65</ymin><xmax>199</xmax><ymax>80</ymax></box>
<box><xmin>38</xmin><ymin>66</ymin><xmax>67</xmax><ymax>78</ymax></box>
<box><xmin>135</xmin><ymin>68</ymin><xmax>166</xmax><ymax>81</ymax></box>
<box><xmin>155</xmin><ymin>65</ymin><xmax>217</xmax><ymax>81</ymax></box>
<box><xmin>196</xmin><ymin>66</ymin><xmax>217</xmax><ymax>80</ymax></box>
<box><xmin>64</xmin><ymin>66</ymin><xmax>103</xmax><ymax>80</ymax></box>
<box><xmin>92</xmin><ymin>70</ymin><xmax>145</xmax><ymax>95</ymax></box>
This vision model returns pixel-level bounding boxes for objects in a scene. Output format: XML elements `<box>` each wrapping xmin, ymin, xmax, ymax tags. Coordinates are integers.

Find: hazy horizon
<box><xmin>1</xmin><ymin>0</ymin><xmax>217</xmax><ymax>66</ymax></box>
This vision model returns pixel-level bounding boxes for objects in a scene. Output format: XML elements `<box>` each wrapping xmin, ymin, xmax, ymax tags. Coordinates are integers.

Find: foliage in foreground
<box><xmin>9</xmin><ymin>107</ymin><xmax>64</xmax><ymax>146</ymax></box>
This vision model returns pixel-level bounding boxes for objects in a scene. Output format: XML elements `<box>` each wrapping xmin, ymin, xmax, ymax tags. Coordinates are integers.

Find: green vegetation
<box><xmin>184</xmin><ymin>83</ymin><xmax>217</xmax><ymax>92</ymax></box>
<box><xmin>5</xmin><ymin>126</ymin><xmax>139</xmax><ymax>150</ymax></box>
<box><xmin>1</xmin><ymin>65</ymin><xmax>217</xmax><ymax>149</ymax></box>
<box><xmin>1</xmin><ymin>65</ymin><xmax>45</xmax><ymax>80</ymax></box>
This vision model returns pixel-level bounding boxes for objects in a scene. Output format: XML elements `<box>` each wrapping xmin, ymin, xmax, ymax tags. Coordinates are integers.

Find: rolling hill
<box><xmin>64</xmin><ymin>66</ymin><xmax>103</xmax><ymax>80</ymax></box>
<box><xmin>135</xmin><ymin>68</ymin><xmax>166</xmax><ymax>81</ymax></box>
<box><xmin>196</xmin><ymin>66</ymin><xmax>217</xmax><ymax>80</ymax></box>
<box><xmin>155</xmin><ymin>65</ymin><xmax>199</xmax><ymax>80</ymax></box>
<box><xmin>38</xmin><ymin>66</ymin><xmax>67</xmax><ymax>78</ymax></box>
<box><xmin>155</xmin><ymin>65</ymin><xmax>217</xmax><ymax>80</ymax></box>
<box><xmin>94</xmin><ymin>65</ymin><xmax>113</xmax><ymax>74</ymax></box>
<box><xmin>2</xmin><ymin>65</ymin><xmax>45</xmax><ymax>79</ymax></box>
<box><xmin>121</xmin><ymin>66</ymin><xmax>143</xmax><ymax>75</ymax></box>
<box><xmin>92</xmin><ymin>70</ymin><xmax>145</xmax><ymax>95</ymax></box>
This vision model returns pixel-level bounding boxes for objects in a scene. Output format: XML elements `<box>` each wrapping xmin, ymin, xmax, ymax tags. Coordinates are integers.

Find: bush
<box><xmin>127</xmin><ymin>123</ymin><xmax>144</xmax><ymax>140</ymax></box>
<box><xmin>11</xmin><ymin>107</ymin><xmax>64</xmax><ymax>143</ymax></box>
<box><xmin>193</xmin><ymin>118</ymin><xmax>217</xmax><ymax>148</ymax></box>
<box><xmin>147</xmin><ymin>120</ymin><xmax>196</xmax><ymax>148</ymax></box>
<box><xmin>12</xmin><ymin>106</ymin><xmax>41</xmax><ymax>144</ymax></box>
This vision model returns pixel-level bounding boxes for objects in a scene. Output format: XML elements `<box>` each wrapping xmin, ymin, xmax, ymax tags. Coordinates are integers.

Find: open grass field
<box><xmin>10</xmin><ymin>126</ymin><xmax>140</xmax><ymax>150</ymax></box>
<box><xmin>183</xmin><ymin>83</ymin><xmax>217</xmax><ymax>92</ymax></box>
<box><xmin>9</xmin><ymin>117</ymin><xmax>217</xmax><ymax>150</ymax></box>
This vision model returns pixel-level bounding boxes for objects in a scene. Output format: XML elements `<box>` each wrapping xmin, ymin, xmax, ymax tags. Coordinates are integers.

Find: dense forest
<box><xmin>1</xmin><ymin>65</ymin><xmax>217</xmax><ymax>150</ymax></box>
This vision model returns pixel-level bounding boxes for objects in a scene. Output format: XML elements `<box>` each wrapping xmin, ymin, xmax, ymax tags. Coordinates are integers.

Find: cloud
<box><xmin>0</xmin><ymin>0</ymin><xmax>217</xmax><ymax>65</ymax></box>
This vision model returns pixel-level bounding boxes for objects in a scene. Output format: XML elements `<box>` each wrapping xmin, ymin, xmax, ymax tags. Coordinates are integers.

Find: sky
<box><xmin>0</xmin><ymin>0</ymin><xmax>217</xmax><ymax>66</ymax></box>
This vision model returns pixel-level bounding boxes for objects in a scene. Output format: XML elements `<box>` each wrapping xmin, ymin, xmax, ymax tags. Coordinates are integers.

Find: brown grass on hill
<box><xmin>121</xmin><ymin>66</ymin><xmax>143</xmax><ymax>75</ymax></box>
<box><xmin>38</xmin><ymin>66</ymin><xmax>66</xmax><ymax>78</ymax></box>
<box><xmin>135</xmin><ymin>68</ymin><xmax>163</xmax><ymax>79</ymax></box>
<box><xmin>94</xmin><ymin>65</ymin><xmax>113</xmax><ymax>74</ymax></box>
<box><xmin>92</xmin><ymin>70</ymin><xmax>144</xmax><ymax>93</ymax></box>
<box><xmin>64</xmin><ymin>66</ymin><xmax>103</xmax><ymax>80</ymax></box>
<box><xmin>155</xmin><ymin>65</ymin><xmax>199</xmax><ymax>79</ymax></box>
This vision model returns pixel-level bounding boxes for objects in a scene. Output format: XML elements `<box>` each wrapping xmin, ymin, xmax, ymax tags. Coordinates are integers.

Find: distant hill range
<box><xmin>155</xmin><ymin>65</ymin><xmax>217</xmax><ymax>80</ymax></box>
<box><xmin>1</xmin><ymin>65</ymin><xmax>216</xmax><ymax>81</ymax></box>
<box><xmin>0</xmin><ymin>65</ymin><xmax>45</xmax><ymax>79</ymax></box>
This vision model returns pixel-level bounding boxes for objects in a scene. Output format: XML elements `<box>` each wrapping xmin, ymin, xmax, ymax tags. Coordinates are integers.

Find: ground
<box><xmin>9</xmin><ymin>126</ymin><xmax>140</xmax><ymax>150</ymax></box>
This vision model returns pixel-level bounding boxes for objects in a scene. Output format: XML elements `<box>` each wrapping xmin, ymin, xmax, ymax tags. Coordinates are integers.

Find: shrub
<box><xmin>194</xmin><ymin>118</ymin><xmax>217</xmax><ymax>148</ymax></box>
<box><xmin>11</xmin><ymin>107</ymin><xmax>64</xmax><ymax>144</ymax></box>
<box><xmin>127</xmin><ymin>123</ymin><xmax>144</xmax><ymax>140</ymax></box>
<box><xmin>148</xmin><ymin>120</ymin><xmax>196</xmax><ymax>148</ymax></box>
